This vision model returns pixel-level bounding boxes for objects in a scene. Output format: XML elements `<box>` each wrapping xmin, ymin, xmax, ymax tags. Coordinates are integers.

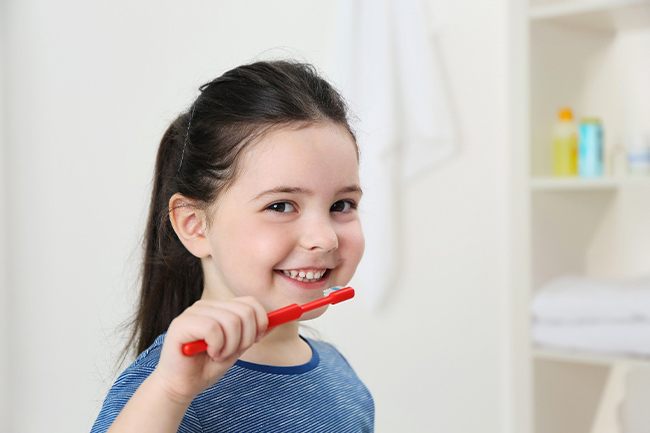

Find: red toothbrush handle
<box><xmin>182</xmin><ymin>340</ymin><xmax>208</xmax><ymax>356</ymax></box>
<box><xmin>267</xmin><ymin>304</ymin><xmax>303</xmax><ymax>328</ymax></box>
<box><xmin>180</xmin><ymin>304</ymin><xmax>303</xmax><ymax>356</ymax></box>
<box><xmin>329</xmin><ymin>287</ymin><xmax>355</xmax><ymax>304</ymax></box>
<box><xmin>181</xmin><ymin>287</ymin><xmax>355</xmax><ymax>356</ymax></box>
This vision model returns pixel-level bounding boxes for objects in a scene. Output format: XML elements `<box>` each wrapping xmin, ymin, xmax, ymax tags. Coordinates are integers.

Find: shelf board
<box><xmin>529</xmin><ymin>0</ymin><xmax>650</xmax><ymax>31</ymax></box>
<box><xmin>533</xmin><ymin>346</ymin><xmax>650</xmax><ymax>367</ymax></box>
<box><xmin>530</xmin><ymin>176</ymin><xmax>650</xmax><ymax>191</ymax></box>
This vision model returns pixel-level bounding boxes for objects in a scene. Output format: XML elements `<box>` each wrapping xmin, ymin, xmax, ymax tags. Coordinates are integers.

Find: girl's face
<box><xmin>201</xmin><ymin>122</ymin><xmax>364</xmax><ymax>316</ymax></box>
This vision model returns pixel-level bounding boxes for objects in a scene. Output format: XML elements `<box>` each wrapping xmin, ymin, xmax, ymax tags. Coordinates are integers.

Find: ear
<box><xmin>168</xmin><ymin>193</ymin><xmax>211</xmax><ymax>258</ymax></box>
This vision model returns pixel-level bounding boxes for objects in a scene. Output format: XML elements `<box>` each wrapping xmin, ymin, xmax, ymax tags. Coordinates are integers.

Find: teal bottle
<box><xmin>578</xmin><ymin>118</ymin><xmax>604</xmax><ymax>177</ymax></box>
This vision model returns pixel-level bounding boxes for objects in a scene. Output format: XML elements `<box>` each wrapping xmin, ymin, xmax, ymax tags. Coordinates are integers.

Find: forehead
<box><xmin>234</xmin><ymin>122</ymin><xmax>360</xmax><ymax>192</ymax></box>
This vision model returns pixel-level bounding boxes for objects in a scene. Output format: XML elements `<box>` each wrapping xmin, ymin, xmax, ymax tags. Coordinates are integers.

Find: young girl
<box><xmin>90</xmin><ymin>60</ymin><xmax>374</xmax><ymax>432</ymax></box>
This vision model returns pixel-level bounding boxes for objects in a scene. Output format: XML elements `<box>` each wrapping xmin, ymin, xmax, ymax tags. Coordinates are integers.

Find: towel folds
<box><xmin>532</xmin><ymin>275</ymin><xmax>650</xmax><ymax>323</ymax></box>
<box><xmin>532</xmin><ymin>275</ymin><xmax>650</xmax><ymax>356</ymax></box>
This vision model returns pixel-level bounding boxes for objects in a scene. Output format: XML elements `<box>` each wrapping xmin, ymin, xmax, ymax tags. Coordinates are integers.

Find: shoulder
<box><xmin>112</xmin><ymin>334</ymin><xmax>165</xmax><ymax>388</ymax></box>
<box><xmin>305</xmin><ymin>337</ymin><xmax>371</xmax><ymax>398</ymax></box>
<box><xmin>302</xmin><ymin>337</ymin><xmax>376</xmax><ymax>430</ymax></box>
<box><xmin>114</xmin><ymin>333</ymin><xmax>166</xmax><ymax>391</ymax></box>
<box><xmin>130</xmin><ymin>333</ymin><xmax>166</xmax><ymax>369</ymax></box>
<box><xmin>306</xmin><ymin>337</ymin><xmax>353</xmax><ymax>367</ymax></box>
<box><xmin>111</xmin><ymin>334</ymin><xmax>165</xmax><ymax>386</ymax></box>
<box><xmin>90</xmin><ymin>334</ymin><xmax>166</xmax><ymax>433</ymax></box>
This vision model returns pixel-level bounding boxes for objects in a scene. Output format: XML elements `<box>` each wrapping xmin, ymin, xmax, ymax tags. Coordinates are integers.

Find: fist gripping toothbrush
<box><xmin>181</xmin><ymin>286</ymin><xmax>355</xmax><ymax>356</ymax></box>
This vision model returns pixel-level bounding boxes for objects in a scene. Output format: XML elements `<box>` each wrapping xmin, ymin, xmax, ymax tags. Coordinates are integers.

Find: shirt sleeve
<box><xmin>90</xmin><ymin>367</ymin><xmax>153</xmax><ymax>433</ymax></box>
<box><xmin>89</xmin><ymin>366</ymin><xmax>203</xmax><ymax>433</ymax></box>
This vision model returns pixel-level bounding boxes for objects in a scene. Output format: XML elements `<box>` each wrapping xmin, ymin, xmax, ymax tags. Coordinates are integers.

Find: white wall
<box><xmin>3</xmin><ymin>1</ymin><xmax>514</xmax><ymax>432</ymax></box>
<box><xmin>322</xmin><ymin>1</ymin><xmax>515</xmax><ymax>431</ymax></box>
<box><xmin>316</xmin><ymin>1</ymin><xmax>514</xmax><ymax>431</ymax></box>
<box><xmin>1</xmin><ymin>0</ymin><xmax>9</xmax><ymax>425</ymax></box>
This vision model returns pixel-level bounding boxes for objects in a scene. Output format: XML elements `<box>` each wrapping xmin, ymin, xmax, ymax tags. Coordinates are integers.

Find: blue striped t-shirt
<box><xmin>91</xmin><ymin>334</ymin><xmax>374</xmax><ymax>432</ymax></box>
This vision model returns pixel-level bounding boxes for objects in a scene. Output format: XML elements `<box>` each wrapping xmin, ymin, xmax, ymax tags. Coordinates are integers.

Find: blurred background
<box><xmin>1</xmin><ymin>0</ymin><xmax>649</xmax><ymax>432</ymax></box>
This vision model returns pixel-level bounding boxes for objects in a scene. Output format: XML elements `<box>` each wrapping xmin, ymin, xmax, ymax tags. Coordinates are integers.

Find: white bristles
<box><xmin>323</xmin><ymin>286</ymin><xmax>343</xmax><ymax>296</ymax></box>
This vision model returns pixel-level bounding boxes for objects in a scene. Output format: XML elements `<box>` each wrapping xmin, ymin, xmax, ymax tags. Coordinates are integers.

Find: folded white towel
<box><xmin>532</xmin><ymin>275</ymin><xmax>650</xmax><ymax>323</ymax></box>
<box><xmin>533</xmin><ymin>321</ymin><xmax>650</xmax><ymax>357</ymax></box>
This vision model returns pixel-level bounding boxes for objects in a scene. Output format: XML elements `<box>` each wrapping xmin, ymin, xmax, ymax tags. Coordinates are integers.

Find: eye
<box><xmin>330</xmin><ymin>200</ymin><xmax>357</xmax><ymax>213</ymax></box>
<box><xmin>266</xmin><ymin>202</ymin><xmax>296</xmax><ymax>213</ymax></box>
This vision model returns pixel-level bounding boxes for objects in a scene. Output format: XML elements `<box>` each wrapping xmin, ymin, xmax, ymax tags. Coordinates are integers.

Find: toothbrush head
<box><xmin>323</xmin><ymin>286</ymin><xmax>344</xmax><ymax>296</ymax></box>
<box><xmin>322</xmin><ymin>286</ymin><xmax>355</xmax><ymax>304</ymax></box>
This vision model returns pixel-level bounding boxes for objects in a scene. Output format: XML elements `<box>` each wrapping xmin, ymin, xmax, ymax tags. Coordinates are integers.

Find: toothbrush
<box><xmin>181</xmin><ymin>286</ymin><xmax>355</xmax><ymax>356</ymax></box>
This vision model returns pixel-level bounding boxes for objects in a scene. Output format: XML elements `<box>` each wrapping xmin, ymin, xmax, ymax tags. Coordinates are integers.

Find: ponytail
<box><xmin>126</xmin><ymin>118</ymin><xmax>204</xmax><ymax>356</ymax></box>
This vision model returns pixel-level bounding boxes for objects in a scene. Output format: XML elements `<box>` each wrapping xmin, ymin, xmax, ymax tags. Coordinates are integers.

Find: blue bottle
<box><xmin>578</xmin><ymin>118</ymin><xmax>604</xmax><ymax>177</ymax></box>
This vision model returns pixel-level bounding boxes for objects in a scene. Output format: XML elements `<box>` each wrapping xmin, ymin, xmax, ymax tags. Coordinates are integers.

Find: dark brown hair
<box><xmin>125</xmin><ymin>60</ymin><xmax>357</xmax><ymax>356</ymax></box>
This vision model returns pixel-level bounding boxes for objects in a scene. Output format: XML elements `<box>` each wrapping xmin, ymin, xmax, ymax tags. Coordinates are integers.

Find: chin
<box><xmin>300</xmin><ymin>305</ymin><xmax>329</xmax><ymax>321</ymax></box>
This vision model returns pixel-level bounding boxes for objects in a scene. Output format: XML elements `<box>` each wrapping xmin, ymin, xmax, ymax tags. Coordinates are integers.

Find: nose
<box><xmin>299</xmin><ymin>216</ymin><xmax>339</xmax><ymax>252</ymax></box>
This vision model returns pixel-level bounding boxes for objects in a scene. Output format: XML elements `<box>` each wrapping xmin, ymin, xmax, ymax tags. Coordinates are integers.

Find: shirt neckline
<box><xmin>234</xmin><ymin>335</ymin><xmax>320</xmax><ymax>375</ymax></box>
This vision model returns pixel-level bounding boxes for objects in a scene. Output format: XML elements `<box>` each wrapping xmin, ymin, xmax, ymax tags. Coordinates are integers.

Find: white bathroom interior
<box><xmin>1</xmin><ymin>1</ymin><xmax>650</xmax><ymax>432</ymax></box>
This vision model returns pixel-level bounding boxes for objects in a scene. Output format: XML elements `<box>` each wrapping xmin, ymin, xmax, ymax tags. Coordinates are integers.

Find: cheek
<box><xmin>252</xmin><ymin>229</ymin><xmax>295</xmax><ymax>265</ymax></box>
<box><xmin>340</xmin><ymin>222</ymin><xmax>365</xmax><ymax>266</ymax></box>
<box><xmin>221</xmin><ymin>221</ymin><xmax>293</xmax><ymax>270</ymax></box>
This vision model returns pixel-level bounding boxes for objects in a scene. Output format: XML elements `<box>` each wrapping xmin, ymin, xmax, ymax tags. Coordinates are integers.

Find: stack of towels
<box><xmin>532</xmin><ymin>275</ymin><xmax>650</xmax><ymax>356</ymax></box>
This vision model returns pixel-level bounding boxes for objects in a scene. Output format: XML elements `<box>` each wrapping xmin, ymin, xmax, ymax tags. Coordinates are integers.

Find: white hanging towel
<box><xmin>330</xmin><ymin>0</ymin><xmax>456</xmax><ymax>309</ymax></box>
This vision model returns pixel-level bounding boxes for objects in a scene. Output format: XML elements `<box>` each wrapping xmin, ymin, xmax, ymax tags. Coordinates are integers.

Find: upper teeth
<box><xmin>282</xmin><ymin>269</ymin><xmax>327</xmax><ymax>282</ymax></box>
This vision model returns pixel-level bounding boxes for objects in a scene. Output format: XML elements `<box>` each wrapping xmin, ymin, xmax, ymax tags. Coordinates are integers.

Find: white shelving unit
<box><xmin>529</xmin><ymin>0</ymin><xmax>650</xmax><ymax>30</ymax></box>
<box><xmin>534</xmin><ymin>348</ymin><xmax>650</xmax><ymax>368</ymax></box>
<box><xmin>517</xmin><ymin>1</ymin><xmax>650</xmax><ymax>432</ymax></box>
<box><xmin>530</xmin><ymin>176</ymin><xmax>650</xmax><ymax>190</ymax></box>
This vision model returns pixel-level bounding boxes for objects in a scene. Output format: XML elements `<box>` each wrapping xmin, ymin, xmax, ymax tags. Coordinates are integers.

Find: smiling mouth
<box><xmin>274</xmin><ymin>268</ymin><xmax>332</xmax><ymax>283</ymax></box>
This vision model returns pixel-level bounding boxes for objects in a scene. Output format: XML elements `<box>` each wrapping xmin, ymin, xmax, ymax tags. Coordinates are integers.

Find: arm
<box><xmin>105</xmin><ymin>296</ymin><xmax>268</xmax><ymax>433</ymax></box>
<box><xmin>107</xmin><ymin>370</ymin><xmax>191</xmax><ymax>433</ymax></box>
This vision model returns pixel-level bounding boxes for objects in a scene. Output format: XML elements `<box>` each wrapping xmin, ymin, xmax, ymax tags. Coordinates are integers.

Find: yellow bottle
<box><xmin>552</xmin><ymin>108</ymin><xmax>578</xmax><ymax>176</ymax></box>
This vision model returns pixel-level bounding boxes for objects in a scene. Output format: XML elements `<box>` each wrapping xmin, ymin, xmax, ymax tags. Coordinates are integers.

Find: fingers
<box><xmin>232</xmin><ymin>296</ymin><xmax>269</xmax><ymax>339</ymax></box>
<box><xmin>174</xmin><ymin>313</ymin><xmax>226</xmax><ymax>360</ymax></box>
<box><xmin>181</xmin><ymin>297</ymin><xmax>268</xmax><ymax>360</ymax></box>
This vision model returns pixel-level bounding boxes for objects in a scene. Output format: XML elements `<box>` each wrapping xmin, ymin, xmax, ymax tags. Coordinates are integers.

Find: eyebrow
<box><xmin>251</xmin><ymin>185</ymin><xmax>363</xmax><ymax>201</ymax></box>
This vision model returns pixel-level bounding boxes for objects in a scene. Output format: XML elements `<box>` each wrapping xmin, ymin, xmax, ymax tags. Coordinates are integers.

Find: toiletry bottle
<box><xmin>579</xmin><ymin>117</ymin><xmax>604</xmax><ymax>178</ymax></box>
<box><xmin>627</xmin><ymin>132</ymin><xmax>650</xmax><ymax>175</ymax></box>
<box><xmin>552</xmin><ymin>108</ymin><xmax>578</xmax><ymax>176</ymax></box>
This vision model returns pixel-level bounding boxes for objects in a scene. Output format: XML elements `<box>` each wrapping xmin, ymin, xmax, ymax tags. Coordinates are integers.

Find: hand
<box><xmin>151</xmin><ymin>296</ymin><xmax>268</xmax><ymax>404</ymax></box>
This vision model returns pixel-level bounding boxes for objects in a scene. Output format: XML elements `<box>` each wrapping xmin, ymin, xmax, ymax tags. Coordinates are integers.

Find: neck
<box><xmin>240</xmin><ymin>322</ymin><xmax>312</xmax><ymax>366</ymax></box>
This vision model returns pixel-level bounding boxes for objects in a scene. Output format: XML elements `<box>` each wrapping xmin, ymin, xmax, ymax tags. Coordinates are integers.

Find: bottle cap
<box><xmin>558</xmin><ymin>107</ymin><xmax>573</xmax><ymax>121</ymax></box>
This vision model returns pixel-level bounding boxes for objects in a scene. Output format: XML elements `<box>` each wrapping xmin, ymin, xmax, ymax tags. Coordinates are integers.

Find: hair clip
<box><xmin>177</xmin><ymin>103</ymin><xmax>197</xmax><ymax>174</ymax></box>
